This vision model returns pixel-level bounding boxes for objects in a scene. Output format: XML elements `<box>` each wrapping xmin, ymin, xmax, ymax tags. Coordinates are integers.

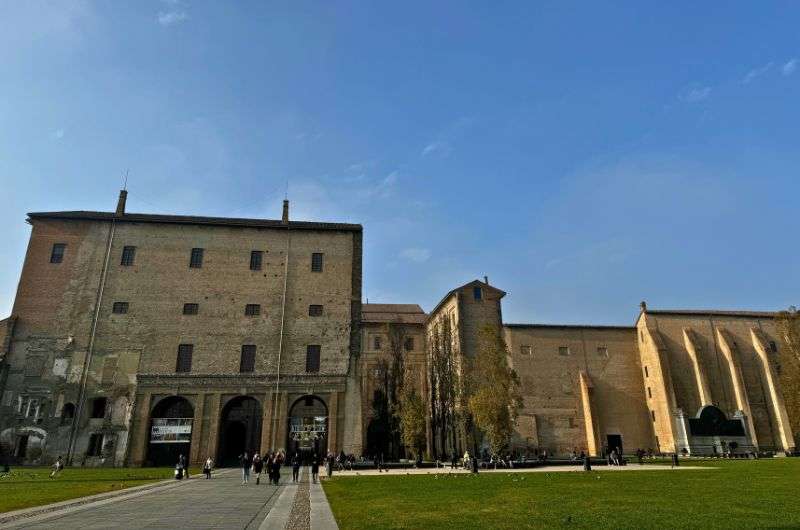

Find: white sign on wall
<box><xmin>150</xmin><ymin>418</ymin><xmax>192</xmax><ymax>443</ymax></box>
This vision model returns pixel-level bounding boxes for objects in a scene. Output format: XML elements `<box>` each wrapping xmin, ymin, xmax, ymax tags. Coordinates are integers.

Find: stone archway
<box><xmin>217</xmin><ymin>396</ymin><xmax>262</xmax><ymax>467</ymax></box>
<box><xmin>287</xmin><ymin>395</ymin><xmax>327</xmax><ymax>462</ymax></box>
<box><xmin>147</xmin><ymin>396</ymin><xmax>194</xmax><ymax>467</ymax></box>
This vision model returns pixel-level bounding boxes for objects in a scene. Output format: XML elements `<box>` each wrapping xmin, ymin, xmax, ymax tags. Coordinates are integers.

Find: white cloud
<box><xmin>782</xmin><ymin>58</ymin><xmax>798</xmax><ymax>76</ymax></box>
<box><xmin>742</xmin><ymin>62</ymin><xmax>773</xmax><ymax>84</ymax></box>
<box><xmin>52</xmin><ymin>128</ymin><xmax>65</xmax><ymax>139</ymax></box>
<box><xmin>421</xmin><ymin>141</ymin><xmax>451</xmax><ymax>157</ymax></box>
<box><xmin>400</xmin><ymin>248</ymin><xmax>431</xmax><ymax>263</ymax></box>
<box><xmin>157</xmin><ymin>10</ymin><xmax>188</xmax><ymax>26</ymax></box>
<box><xmin>681</xmin><ymin>86</ymin><xmax>711</xmax><ymax>103</ymax></box>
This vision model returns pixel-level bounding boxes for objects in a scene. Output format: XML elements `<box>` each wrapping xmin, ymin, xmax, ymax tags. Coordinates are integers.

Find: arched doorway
<box><xmin>287</xmin><ymin>395</ymin><xmax>327</xmax><ymax>462</ymax></box>
<box><xmin>147</xmin><ymin>396</ymin><xmax>194</xmax><ymax>467</ymax></box>
<box><xmin>217</xmin><ymin>396</ymin><xmax>262</xmax><ymax>467</ymax></box>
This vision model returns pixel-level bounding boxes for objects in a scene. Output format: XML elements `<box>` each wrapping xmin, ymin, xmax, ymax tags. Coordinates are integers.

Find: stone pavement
<box><xmin>7</xmin><ymin>468</ymin><xmax>311</xmax><ymax>530</ymax></box>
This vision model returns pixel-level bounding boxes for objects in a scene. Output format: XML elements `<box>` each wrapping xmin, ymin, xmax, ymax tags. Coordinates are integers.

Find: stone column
<box><xmin>261</xmin><ymin>392</ymin><xmax>274</xmax><ymax>454</ymax></box>
<box><xmin>205</xmin><ymin>393</ymin><xmax>222</xmax><ymax>462</ymax></box>
<box><xmin>328</xmin><ymin>391</ymin><xmax>339</xmax><ymax>454</ymax></box>
<box><xmin>274</xmin><ymin>392</ymin><xmax>289</xmax><ymax>452</ymax></box>
<box><xmin>126</xmin><ymin>391</ymin><xmax>152</xmax><ymax>466</ymax></box>
<box><xmin>751</xmin><ymin>329</ymin><xmax>796</xmax><ymax>452</ymax></box>
<box><xmin>189</xmin><ymin>394</ymin><xmax>205</xmax><ymax>465</ymax></box>
<box><xmin>682</xmin><ymin>328</ymin><xmax>714</xmax><ymax>406</ymax></box>
<box><xmin>716</xmin><ymin>328</ymin><xmax>758</xmax><ymax>449</ymax></box>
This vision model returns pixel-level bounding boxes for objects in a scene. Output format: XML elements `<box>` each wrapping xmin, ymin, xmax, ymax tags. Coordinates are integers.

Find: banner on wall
<box><xmin>150</xmin><ymin>418</ymin><xmax>192</xmax><ymax>443</ymax></box>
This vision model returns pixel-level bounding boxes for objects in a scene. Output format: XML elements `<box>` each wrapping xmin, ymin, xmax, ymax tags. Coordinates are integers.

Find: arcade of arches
<box><xmin>132</xmin><ymin>390</ymin><xmax>342</xmax><ymax>467</ymax></box>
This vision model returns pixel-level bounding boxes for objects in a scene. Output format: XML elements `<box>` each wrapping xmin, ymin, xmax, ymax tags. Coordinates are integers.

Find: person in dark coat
<box><xmin>240</xmin><ymin>451</ymin><xmax>251</xmax><ymax>485</ymax></box>
<box><xmin>292</xmin><ymin>452</ymin><xmax>301</xmax><ymax>482</ymax></box>
<box><xmin>178</xmin><ymin>454</ymin><xmax>188</xmax><ymax>478</ymax></box>
<box><xmin>272</xmin><ymin>453</ymin><xmax>282</xmax><ymax>485</ymax></box>
<box><xmin>311</xmin><ymin>453</ymin><xmax>320</xmax><ymax>483</ymax></box>
<box><xmin>253</xmin><ymin>453</ymin><xmax>263</xmax><ymax>485</ymax></box>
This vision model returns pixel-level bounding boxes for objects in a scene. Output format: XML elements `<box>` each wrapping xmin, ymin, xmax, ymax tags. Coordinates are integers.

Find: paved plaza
<box><xmin>4</xmin><ymin>467</ymin><xmax>337</xmax><ymax>530</ymax></box>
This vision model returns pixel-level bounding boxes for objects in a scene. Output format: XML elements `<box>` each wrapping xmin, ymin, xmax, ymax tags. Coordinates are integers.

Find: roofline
<box><xmin>427</xmin><ymin>279</ymin><xmax>507</xmax><ymax>319</ymax></box>
<box><xmin>26</xmin><ymin>211</ymin><xmax>363</xmax><ymax>232</ymax></box>
<box><xmin>504</xmin><ymin>323</ymin><xmax>635</xmax><ymax>331</ymax></box>
<box><xmin>635</xmin><ymin>309</ymin><xmax>776</xmax><ymax>327</ymax></box>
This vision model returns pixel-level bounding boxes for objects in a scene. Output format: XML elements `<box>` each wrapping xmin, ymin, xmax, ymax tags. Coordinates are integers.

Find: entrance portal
<box><xmin>287</xmin><ymin>395</ymin><xmax>327</xmax><ymax>463</ymax></box>
<box><xmin>217</xmin><ymin>396</ymin><xmax>262</xmax><ymax>467</ymax></box>
<box><xmin>606</xmin><ymin>434</ymin><xmax>623</xmax><ymax>455</ymax></box>
<box><xmin>147</xmin><ymin>396</ymin><xmax>194</xmax><ymax>467</ymax></box>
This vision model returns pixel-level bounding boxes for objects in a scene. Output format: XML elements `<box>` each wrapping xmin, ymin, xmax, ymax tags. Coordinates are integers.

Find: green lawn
<box><xmin>0</xmin><ymin>466</ymin><xmax>192</xmax><ymax>514</ymax></box>
<box><xmin>323</xmin><ymin>459</ymin><xmax>800</xmax><ymax>529</ymax></box>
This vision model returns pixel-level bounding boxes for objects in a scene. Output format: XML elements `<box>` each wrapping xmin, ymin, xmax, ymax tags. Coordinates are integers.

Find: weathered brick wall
<box><xmin>504</xmin><ymin>325</ymin><xmax>654</xmax><ymax>456</ymax></box>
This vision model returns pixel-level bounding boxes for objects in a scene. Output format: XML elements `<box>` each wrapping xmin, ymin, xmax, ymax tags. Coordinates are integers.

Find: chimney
<box><xmin>116</xmin><ymin>190</ymin><xmax>128</xmax><ymax>216</ymax></box>
<box><xmin>640</xmin><ymin>300</ymin><xmax>647</xmax><ymax>312</ymax></box>
<box><xmin>484</xmin><ymin>275</ymin><xmax>489</xmax><ymax>285</ymax></box>
<box><xmin>282</xmin><ymin>200</ymin><xmax>289</xmax><ymax>224</ymax></box>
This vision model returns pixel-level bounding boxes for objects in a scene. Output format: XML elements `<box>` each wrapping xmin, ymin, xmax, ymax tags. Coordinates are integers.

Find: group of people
<box><xmin>239</xmin><ymin>451</ymin><xmax>310</xmax><ymax>485</ymax></box>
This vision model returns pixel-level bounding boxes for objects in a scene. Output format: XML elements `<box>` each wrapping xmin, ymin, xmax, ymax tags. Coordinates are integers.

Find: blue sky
<box><xmin>1</xmin><ymin>1</ymin><xmax>798</xmax><ymax>324</ymax></box>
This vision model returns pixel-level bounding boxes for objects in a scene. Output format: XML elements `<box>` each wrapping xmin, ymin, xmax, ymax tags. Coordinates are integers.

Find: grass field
<box><xmin>323</xmin><ymin>459</ymin><xmax>800</xmax><ymax>529</ymax></box>
<box><xmin>0</xmin><ymin>466</ymin><xmax>192</xmax><ymax>514</ymax></box>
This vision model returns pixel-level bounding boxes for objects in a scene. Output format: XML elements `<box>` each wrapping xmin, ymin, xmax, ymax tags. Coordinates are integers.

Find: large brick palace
<box><xmin>0</xmin><ymin>191</ymin><xmax>794</xmax><ymax>466</ymax></box>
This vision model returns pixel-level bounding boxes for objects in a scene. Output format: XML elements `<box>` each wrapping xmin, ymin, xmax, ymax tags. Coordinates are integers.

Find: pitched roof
<box><xmin>362</xmin><ymin>303</ymin><xmax>427</xmax><ymax>324</ymax></box>
<box><xmin>429</xmin><ymin>279</ymin><xmax>506</xmax><ymax>318</ymax></box>
<box><xmin>26</xmin><ymin>211</ymin><xmax>362</xmax><ymax>232</ymax></box>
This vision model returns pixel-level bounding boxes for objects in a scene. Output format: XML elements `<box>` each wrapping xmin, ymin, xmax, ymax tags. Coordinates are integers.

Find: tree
<box><xmin>775</xmin><ymin>307</ymin><xmax>800</xmax><ymax>441</ymax></box>
<box><xmin>398</xmin><ymin>386</ymin><xmax>426</xmax><ymax>459</ymax></box>
<box><xmin>467</xmin><ymin>325</ymin><xmax>522</xmax><ymax>456</ymax></box>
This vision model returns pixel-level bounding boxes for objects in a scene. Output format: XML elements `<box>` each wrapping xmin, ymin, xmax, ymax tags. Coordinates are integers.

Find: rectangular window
<box><xmin>306</xmin><ymin>345</ymin><xmax>321</xmax><ymax>373</ymax></box>
<box><xmin>90</xmin><ymin>397</ymin><xmax>107</xmax><ymax>419</ymax></box>
<box><xmin>112</xmin><ymin>302</ymin><xmax>129</xmax><ymax>314</ymax></box>
<box><xmin>250</xmin><ymin>250</ymin><xmax>263</xmax><ymax>271</ymax></box>
<box><xmin>769</xmin><ymin>341</ymin><xmax>778</xmax><ymax>353</ymax></box>
<box><xmin>647</xmin><ymin>387</ymin><xmax>652</xmax><ymax>399</ymax></box>
<box><xmin>240</xmin><ymin>345</ymin><xmax>256</xmax><ymax>373</ymax></box>
<box><xmin>120</xmin><ymin>246</ymin><xmax>136</xmax><ymax>266</ymax></box>
<box><xmin>245</xmin><ymin>304</ymin><xmax>261</xmax><ymax>316</ymax></box>
<box><xmin>520</xmin><ymin>345</ymin><xmax>532</xmax><ymax>356</ymax></box>
<box><xmin>308</xmin><ymin>304</ymin><xmax>323</xmax><ymax>317</ymax></box>
<box><xmin>404</xmin><ymin>337</ymin><xmax>415</xmax><ymax>351</ymax></box>
<box><xmin>189</xmin><ymin>248</ymin><xmax>204</xmax><ymax>268</ymax></box>
<box><xmin>597</xmin><ymin>346</ymin><xmax>608</xmax><ymax>357</ymax></box>
<box><xmin>183</xmin><ymin>303</ymin><xmax>199</xmax><ymax>315</ymax></box>
<box><xmin>651</xmin><ymin>410</ymin><xmax>656</xmax><ymax>422</ymax></box>
<box><xmin>558</xmin><ymin>346</ymin><xmax>570</xmax><ymax>356</ymax></box>
<box><xmin>50</xmin><ymin>243</ymin><xmax>66</xmax><ymax>263</ymax></box>
<box><xmin>87</xmin><ymin>433</ymin><xmax>104</xmax><ymax>456</ymax></box>
<box><xmin>311</xmin><ymin>252</ymin><xmax>324</xmax><ymax>272</ymax></box>
<box><xmin>473</xmin><ymin>286</ymin><xmax>482</xmax><ymax>300</ymax></box>
<box><xmin>176</xmin><ymin>344</ymin><xmax>193</xmax><ymax>373</ymax></box>
<box><xmin>644</xmin><ymin>366</ymin><xmax>649</xmax><ymax>378</ymax></box>
<box><xmin>373</xmin><ymin>336</ymin><xmax>382</xmax><ymax>350</ymax></box>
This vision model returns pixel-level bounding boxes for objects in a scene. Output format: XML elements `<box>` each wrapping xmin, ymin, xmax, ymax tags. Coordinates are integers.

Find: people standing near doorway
<box><xmin>240</xmin><ymin>451</ymin><xmax>251</xmax><ymax>485</ymax></box>
<box><xmin>292</xmin><ymin>452</ymin><xmax>300</xmax><ymax>482</ymax></box>
<box><xmin>178</xmin><ymin>454</ymin><xmax>189</xmax><ymax>478</ymax></box>
<box><xmin>203</xmin><ymin>457</ymin><xmax>213</xmax><ymax>479</ymax></box>
<box><xmin>49</xmin><ymin>456</ymin><xmax>64</xmax><ymax>478</ymax></box>
<box><xmin>252</xmin><ymin>453</ymin><xmax>263</xmax><ymax>485</ymax></box>
<box><xmin>311</xmin><ymin>453</ymin><xmax>319</xmax><ymax>483</ymax></box>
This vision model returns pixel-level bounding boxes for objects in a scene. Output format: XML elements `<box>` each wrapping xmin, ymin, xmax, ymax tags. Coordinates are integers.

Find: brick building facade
<box><xmin>0</xmin><ymin>193</ymin><xmax>795</xmax><ymax>466</ymax></box>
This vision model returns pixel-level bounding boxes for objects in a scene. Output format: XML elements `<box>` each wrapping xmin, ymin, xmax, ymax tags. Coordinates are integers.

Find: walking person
<box><xmin>272</xmin><ymin>453</ymin><xmax>282</xmax><ymax>485</ymax></box>
<box><xmin>292</xmin><ymin>452</ymin><xmax>300</xmax><ymax>482</ymax></box>
<box><xmin>253</xmin><ymin>453</ymin><xmax>263</xmax><ymax>485</ymax></box>
<box><xmin>311</xmin><ymin>453</ymin><xmax>320</xmax><ymax>484</ymax></box>
<box><xmin>203</xmin><ymin>457</ymin><xmax>213</xmax><ymax>479</ymax></box>
<box><xmin>179</xmin><ymin>454</ymin><xmax>189</xmax><ymax>478</ymax></box>
<box><xmin>240</xmin><ymin>451</ymin><xmax>251</xmax><ymax>485</ymax></box>
<box><xmin>49</xmin><ymin>455</ymin><xmax>64</xmax><ymax>478</ymax></box>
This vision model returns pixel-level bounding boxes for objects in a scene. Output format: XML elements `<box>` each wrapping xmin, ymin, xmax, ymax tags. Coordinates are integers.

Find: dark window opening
<box><xmin>176</xmin><ymin>344</ymin><xmax>193</xmax><ymax>373</ymax></box>
<box><xmin>769</xmin><ymin>341</ymin><xmax>778</xmax><ymax>353</ymax></box>
<box><xmin>651</xmin><ymin>410</ymin><xmax>656</xmax><ymax>422</ymax></box>
<box><xmin>189</xmin><ymin>248</ymin><xmax>204</xmax><ymax>268</ymax></box>
<box><xmin>647</xmin><ymin>387</ymin><xmax>652</xmax><ymax>399</ymax></box>
<box><xmin>183</xmin><ymin>303</ymin><xmax>199</xmax><ymax>315</ymax></box>
<box><xmin>311</xmin><ymin>252</ymin><xmax>324</xmax><ymax>272</ymax></box>
<box><xmin>61</xmin><ymin>402</ymin><xmax>76</xmax><ymax>424</ymax></box>
<box><xmin>373</xmin><ymin>336</ymin><xmax>382</xmax><ymax>350</ymax></box>
<box><xmin>404</xmin><ymin>337</ymin><xmax>414</xmax><ymax>351</ymax></box>
<box><xmin>112</xmin><ymin>302</ymin><xmax>129</xmax><ymax>314</ymax></box>
<box><xmin>87</xmin><ymin>433</ymin><xmax>104</xmax><ymax>456</ymax></box>
<box><xmin>240</xmin><ymin>345</ymin><xmax>256</xmax><ymax>373</ymax></box>
<box><xmin>473</xmin><ymin>286</ymin><xmax>482</xmax><ymax>300</ymax></box>
<box><xmin>90</xmin><ymin>397</ymin><xmax>107</xmax><ymax>419</ymax></box>
<box><xmin>120</xmin><ymin>246</ymin><xmax>136</xmax><ymax>266</ymax></box>
<box><xmin>306</xmin><ymin>345</ymin><xmax>321</xmax><ymax>373</ymax></box>
<box><xmin>50</xmin><ymin>243</ymin><xmax>66</xmax><ymax>263</ymax></box>
<box><xmin>644</xmin><ymin>366</ymin><xmax>649</xmax><ymax>378</ymax></box>
<box><xmin>245</xmin><ymin>304</ymin><xmax>261</xmax><ymax>316</ymax></box>
<box><xmin>308</xmin><ymin>304</ymin><xmax>323</xmax><ymax>317</ymax></box>
<box><xmin>250</xmin><ymin>250</ymin><xmax>263</xmax><ymax>271</ymax></box>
